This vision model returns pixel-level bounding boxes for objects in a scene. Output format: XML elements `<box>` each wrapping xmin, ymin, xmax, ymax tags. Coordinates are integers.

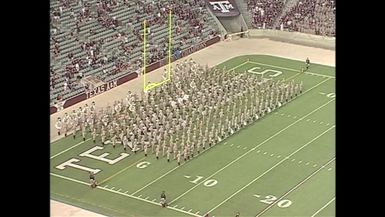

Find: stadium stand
<box><xmin>278</xmin><ymin>0</ymin><xmax>335</xmax><ymax>37</ymax></box>
<box><xmin>245</xmin><ymin>0</ymin><xmax>285</xmax><ymax>29</ymax></box>
<box><xmin>50</xmin><ymin>0</ymin><xmax>219</xmax><ymax>106</ymax></box>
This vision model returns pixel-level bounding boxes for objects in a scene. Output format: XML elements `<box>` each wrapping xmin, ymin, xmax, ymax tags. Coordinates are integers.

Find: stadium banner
<box><xmin>50</xmin><ymin>36</ymin><xmax>220</xmax><ymax>114</ymax></box>
<box><xmin>205</xmin><ymin>0</ymin><xmax>240</xmax><ymax>17</ymax></box>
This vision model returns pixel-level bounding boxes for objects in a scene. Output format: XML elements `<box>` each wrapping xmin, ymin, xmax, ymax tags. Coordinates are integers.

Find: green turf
<box><xmin>51</xmin><ymin>55</ymin><xmax>335</xmax><ymax>217</ymax></box>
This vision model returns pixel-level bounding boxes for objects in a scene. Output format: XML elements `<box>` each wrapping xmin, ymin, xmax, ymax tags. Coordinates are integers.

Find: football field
<box><xmin>50</xmin><ymin>55</ymin><xmax>335</xmax><ymax>217</ymax></box>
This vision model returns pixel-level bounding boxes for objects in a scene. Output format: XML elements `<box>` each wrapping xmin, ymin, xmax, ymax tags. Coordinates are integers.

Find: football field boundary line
<box><xmin>50</xmin><ymin>138</ymin><xmax>92</xmax><ymax>159</ymax></box>
<box><xmin>248</xmin><ymin>61</ymin><xmax>335</xmax><ymax>78</ymax></box>
<box><xmin>169</xmin><ymin>97</ymin><xmax>334</xmax><ymax>204</ymax></box>
<box><xmin>207</xmin><ymin>125</ymin><xmax>335</xmax><ymax>213</ymax></box>
<box><xmin>311</xmin><ymin>197</ymin><xmax>336</xmax><ymax>217</ymax></box>
<box><xmin>50</xmin><ymin>173</ymin><xmax>200</xmax><ymax>217</ymax></box>
<box><xmin>255</xmin><ymin>157</ymin><xmax>336</xmax><ymax>216</ymax></box>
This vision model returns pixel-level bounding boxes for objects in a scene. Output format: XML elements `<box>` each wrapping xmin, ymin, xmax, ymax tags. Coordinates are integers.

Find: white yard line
<box><xmin>310</xmin><ymin>197</ymin><xmax>336</xmax><ymax>217</ymax></box>
<box><xmin>207</xmin><ymin>126</ymin><xmax>335</xmax><ymax>213</ymax></box>
<box><xmin>50</xmin><ymin>173</ymin><xmax>200</xmax><ymax>217</ymax></box>
<box><xmin>131</xmin><ymin>166</ymin><xmax>180</xmax><ymax>195</ymax></box>
<box><xmin>255</xmin><ymin>158</ymin><xmax>335</xmax><ymax>216</ymax></box>
<box><xmin>50</xmin><ymin>138</ymin><xmax>92</xmax><ymax>159</ymax></box>
<box><xmin>169</xmin><ymin>99</ymin><xmax>335</xmax><ymax>204</ymax></box>
<box><xmin>248</xmin><ymin>61</ymin><xmax>335</xmax><ymax>78</ymax></box>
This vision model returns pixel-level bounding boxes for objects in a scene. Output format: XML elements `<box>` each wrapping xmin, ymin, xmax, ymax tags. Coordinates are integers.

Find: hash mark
<box><xmin>145</xmin><ymin>196</ymin><xmax>149</xmax><ymax>199</ymax></box>
<box><xmin>237</xmin><ymin>145</ymin><xmax>240</xmax><ymax>148</ymax></box>
<box><xmin>298</xmin><ymin>161</ymin><xmax>302</xmax><ymax>164</ymax></box>
<box><xmin>293</xmin><ymin>116</ymin><xmax>297</xmax><ymax>118</ymax></box>
<box><xmin>138</xmin><ymin>195</ymin><xmax>142</xmax><ymax>198</ymax></box>
<box><xmin>264</xmin><ymin>152</ymin><xmax>267</xmax><ymax>155</ymax></box>
<box><xmin>291</xmin><ymin>158</ymin><xmax>295</xmax><ymax>162</ymax></box>
<box><xmin>181</xmin><ymin>207</ymin><xmax>185</xmax><ymax>210</ymax></box>
<box><xmin>195</xmin><ymin>211</ymin><xmax>200</xmax><ymax>214</ymax></box>
<box><xmin>243</xmin><ymin>147</ymin><xmax>247</xmax><ymax>150</ymax></box>
<box><xmin>124</xmin><ymin>191</ymin><xmax>129</xmax><ymax>194</ymax></box>
<box><xmin>313</xmin><ymin>164</ymin><xmax>318</xmax><ymax>167</ymax></box>
<box><xmin>257</xmin><ymin>150</ymin><xmax>261</xmax><ymax>153</ymax></box>
<box><xmin>287</xmin><ymin>115</ymin><xmax>291</xmax><ymax>117</ymax></box>
<box><xmin>118</xmin><ymin>189</ymin><xmax>122</xmax><ymax>192</ymax></box>
<box><xmin>152</xmin><ymin>199</ymin><xmax>156</xmax><ymax>202</ymax></box>
<box><xmin>174</xmin><ymin>205</ymin><xmax>178</xmax><ymax>208</ymax></box>
<box><xmin>111</xmin><ymin>187</ymin><xmax>115</xmax><ymax>190</ymax></box>
<box><xmin>270</xmin><ymin>154</ymin><xmax>274</xmax><ymax>157</ymax></box>
<box><xmin>188</xmin><ymin>209</ymin><xmax>192</xmax><ymax>212</ymax></box>
<box><xmin>105</xmin><ymin>185</ymin><xmax>109</xmax><ymax>188</ymax></box>
<box><xmin>328</xmin><ymin>168</ymin><xmax>332</xmax><ymax>171</ymax></box>
<box><xmin>313</xmin><ymin>120</ymin><xmax>317</xmax><ymax>123</ymax></box>
<box><xmin>230</xmin><ymin>144</ymin><xmax>234</xmax><ymax>147</ymax></box>
<box><xmin>320</xmin><ymin>122</ymin><xmax>324</xmax><ymax>124</ymax></box>
<box><xmin>306</xmin><ymin>162</ymin><xmax>310</xmax><ymax>165</ymax></box>
<box><xmin>277</xmin><ymin>155</ymin><xmax>281</xmax><ymax>158</ymax></box>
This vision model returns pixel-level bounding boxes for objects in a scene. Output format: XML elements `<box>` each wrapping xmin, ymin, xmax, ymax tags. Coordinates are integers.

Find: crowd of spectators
<box><xmin>246</xmin><ymin>0</ymin><xmax>284</xmax><ymax>29</ymax></box>
<box><xmin>278</xmin><ymin>0</ymin><xmax>335</xmax><ymax>37</ymax></box>
<box><xmin>50</xmin><ymin>0</ymin><xmax>218</xmax><ymax>105</ymax></box>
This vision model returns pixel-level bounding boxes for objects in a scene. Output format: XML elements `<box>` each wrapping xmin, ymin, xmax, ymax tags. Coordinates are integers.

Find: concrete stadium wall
<box><xmin>248</xmin><ymin>29</ymin><xmax>335</xmax><ymax>50</ymax></box>
<box><xmin>218</xmin><ymin>15</ymin><xmax>248</xmax><ymax>33</ymax></box>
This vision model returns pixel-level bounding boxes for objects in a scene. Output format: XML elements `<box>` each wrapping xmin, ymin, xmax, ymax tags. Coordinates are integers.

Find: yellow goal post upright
<box><xmin>143</xmin><ymin>10</ymin><xmax>173</xmax><ymax>92</ymax></box>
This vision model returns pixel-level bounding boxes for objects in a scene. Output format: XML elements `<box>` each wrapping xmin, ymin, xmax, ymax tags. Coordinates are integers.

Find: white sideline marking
<box><xmin>310</xmin><ymin>197</ymin><xmax>336</xmax><ymax>217</ymax></box>
<box><xmin>256</xmin><ymin>158</ymin><xmax>335</xmax><ymax>216</ymax></box>
<box><xmin>50</xmin><ymin>173</ymin><xmax>200</xmax><ymax>217</ymax></box>
<box><xmin>50</xmin><ymin>138</ymin><xmax>92</xmax><ymax>159</ymax></box>
<box><xmin>248</xmin><ymin>61</ymin><xmax>335</xmax><ymax>78</ymax></box>
<box><xmin>207</xmin><ymin>126</ymin><xmax>335</xmax><ymax>213</ymax></box>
